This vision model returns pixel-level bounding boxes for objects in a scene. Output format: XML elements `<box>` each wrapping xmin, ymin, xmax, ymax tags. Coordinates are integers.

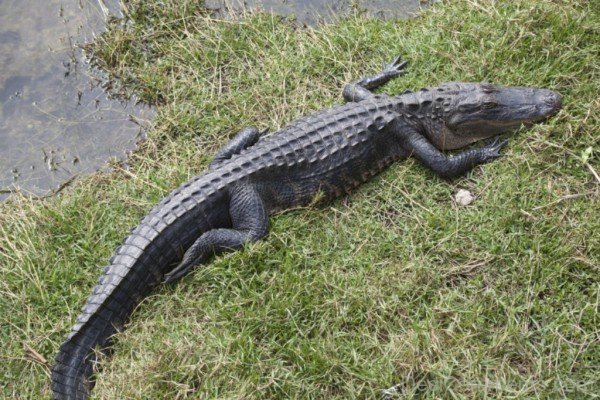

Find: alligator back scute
<box><xmin>256</xmin><ymin>99</ymin><xmax>397</xmax><ymax>166</ymax></box>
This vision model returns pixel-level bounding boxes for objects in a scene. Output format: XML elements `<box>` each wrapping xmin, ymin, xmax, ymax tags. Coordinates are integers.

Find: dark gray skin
<box><xmin>51</xmin><ymin>56</ymin><xmax>561</xmax><ymax>399</ymax></box>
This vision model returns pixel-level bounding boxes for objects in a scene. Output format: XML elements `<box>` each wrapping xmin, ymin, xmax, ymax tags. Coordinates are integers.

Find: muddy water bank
<box><xmin>0</xmin><ymin>0</ymin><xmax>153</xmax><ymax>200</ymax></box>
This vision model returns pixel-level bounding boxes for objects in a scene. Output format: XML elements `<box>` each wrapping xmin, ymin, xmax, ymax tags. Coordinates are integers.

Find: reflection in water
<box><xmin>0</xmin><ymin>0</ymin><xmax>153</xmax><ymax>200</ymax></box>
<box><xmin>205</xmin><ymin>0</ymin><xmax>430</xmax><ymax>25</ymax></box>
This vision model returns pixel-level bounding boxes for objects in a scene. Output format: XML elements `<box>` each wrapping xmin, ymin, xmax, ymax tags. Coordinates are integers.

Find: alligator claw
<box><xmin>383</xmin><ymin>55</ymin><xmax>408</xmax><ymax>77</ymax></box>
<box><xmin>484</xmin><ymin>136</ymin><xmax>509</xmax><ymax>159</ymax></box>
<box><xmin>163</xmin><ymin>261</ymin><xmax>194</xmax><ymax>283</ymax></box>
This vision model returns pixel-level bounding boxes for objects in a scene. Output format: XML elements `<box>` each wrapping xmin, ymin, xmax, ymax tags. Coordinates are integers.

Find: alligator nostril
<box><xmin>544</xmin><ymin>93</ymin><xmax>561</xmax><ymax>110</ymax></box>
<box><xmin>553</xmin><ymin>93</ymin><xmax>562</xmax><ymax>109</ymax></box>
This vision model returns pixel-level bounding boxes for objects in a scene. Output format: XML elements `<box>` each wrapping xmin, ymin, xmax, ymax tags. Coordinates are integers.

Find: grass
<box><xmin>1</xmin><ymin>0</ymin><xmax>599</xmax><ymax>398</ymax></box>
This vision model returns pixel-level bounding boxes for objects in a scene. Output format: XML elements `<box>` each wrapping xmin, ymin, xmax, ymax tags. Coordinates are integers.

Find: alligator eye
<box><xmin>482</xmin><ymin>101</ymin><xmax>498</xmax><ymax>109</ymax></box>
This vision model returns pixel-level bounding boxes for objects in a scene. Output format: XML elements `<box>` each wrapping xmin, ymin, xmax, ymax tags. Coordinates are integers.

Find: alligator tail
<box><xmin>50</xmin><ymin>262</ymin><xmax>147</xmax><ymax>399</ymax></box>
<box><xmin>51</xmin><ymin>216</ymin><xmax>178</xmax><ymax>399</ymax></box>
<box><xmin>51</xmin><ymin>316</ymin><xmax>116</xmax><ymax>398</ymax></box>
<box><xmin>50</xmin><ymin>178</ymin><xmax>217</xmax><ymax>399</ymax></box>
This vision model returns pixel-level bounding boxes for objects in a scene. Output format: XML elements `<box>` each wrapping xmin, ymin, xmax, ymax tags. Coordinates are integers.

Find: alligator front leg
<box><xmin>343</xmin><ymin>56</ymin><xmax>408</xmax><ymax>102</ymax></box>
<box><xmin>393</xmin><ymin>123</ymin><xmax>509</xmax><ymax>179</ymax></box>
<box><xmin>209</xmin><ymin>127</ymin><xmax>263</xmax><ymax>169</ymax></box>
<box><xmin>164</xmin><ymin>184</ymin><xmax>268</xmax><ymax>282</ymax></box>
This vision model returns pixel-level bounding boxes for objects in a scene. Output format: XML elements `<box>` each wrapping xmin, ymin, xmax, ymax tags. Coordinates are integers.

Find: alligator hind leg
<box><xmin>164</xmin><ymin>184</ymin><xmax>268</xmax><ymax>283</ymax></box>
<box><xmin>343</xmin><ymin>56</ymin><xmax>408</xmax><ymax>102</ymax></box>
<box><xmin>210</xmin><ymin>127</ymin><xmax>263</xmax><ymax>169</ymax></box>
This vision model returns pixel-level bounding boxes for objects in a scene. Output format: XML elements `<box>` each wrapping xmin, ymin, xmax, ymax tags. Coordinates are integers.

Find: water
<box><xmin>205</xmin><ymin>0</ymin><xmax>431</xmax><ymax>25</ymax></box>
<box><xmin>0</xmin><ymin>0</ymin><xmax>426</xmax><ymax>200</ymax></box>
<box><xmin>0</xmin><ymin>0</ymin><xmax>153</xmax><ymax>200</ymax></box>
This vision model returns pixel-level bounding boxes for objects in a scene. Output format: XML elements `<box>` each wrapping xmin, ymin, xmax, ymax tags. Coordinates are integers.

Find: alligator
<box><xmin>51</xmin><ymin>56</ymin><xmax>561</xmax><ymax>399</ymax></box>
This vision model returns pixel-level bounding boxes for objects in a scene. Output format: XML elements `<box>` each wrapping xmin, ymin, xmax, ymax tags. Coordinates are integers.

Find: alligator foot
<box><xmin>163</xmin><ymin>228</ymin><xmax>248</xmax><ymax>283</ymax></box>
<box><xmin>480</xmin><ymin>136</ymin><xmax>509</xmax><ymax>161</ymax></box>
<box><xmin>210</xmin><ymin>127</ymin><xmax>264</xmax><ymax>169</ymax></box>
<box><xmin>343</xmin><ymin>55</ymin><xmax>409</xmax><ymax>102</ymax></box>
<box><xmin>382</xmin><ymin>55</ymin><xmax>408</xmax><ymax>79</ymax></box>
<box><xmin>164</xmin><ymin>255</ymin><xmax>199</xmax><ymax>283</ymax></box>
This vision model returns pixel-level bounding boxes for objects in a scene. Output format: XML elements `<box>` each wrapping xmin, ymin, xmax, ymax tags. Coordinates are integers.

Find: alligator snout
<box><xmin>528</xmin><ymin>89</ymin><xmax>562</xmax><ymax>121</ymax></box>
<box><xmin>545</xmin><ymin>91</ymin><xmax>562</xmax><ymax>112</ymax></box>
<box><xmin>539</xmin><ymin>90</ymin><xmax>562</xmax><ymax>116</ymax></box>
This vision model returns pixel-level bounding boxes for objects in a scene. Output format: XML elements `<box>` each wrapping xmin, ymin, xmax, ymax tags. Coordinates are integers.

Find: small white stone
<box><xmin>455</xmin><ymin>189</ymin><xmax>475</xmax><ymax>206</ymax></box>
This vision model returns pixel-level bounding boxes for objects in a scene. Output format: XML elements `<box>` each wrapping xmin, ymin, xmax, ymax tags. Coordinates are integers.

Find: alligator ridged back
<box><xmin>237</xmin><ymin>96</ymin><xmax>402</xmax><ymax>208</ymax></box>
<box><xmin>243</xmin><ymin>96</ymin><xmax>398</xmax><ymax>163</ymax></box>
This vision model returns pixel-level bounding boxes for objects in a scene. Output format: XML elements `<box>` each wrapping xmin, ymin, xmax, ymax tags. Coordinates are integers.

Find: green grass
<box><xmin>1</xmin><ymin>0</ymin><xmax>599</xmax><ymax>398</ymax></box>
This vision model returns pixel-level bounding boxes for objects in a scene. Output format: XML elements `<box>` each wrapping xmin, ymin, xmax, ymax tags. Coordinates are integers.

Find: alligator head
<box><xmin>417</xmin><ymin>82</ymin><xmax>561</xmax><ymax>150</ymax></box>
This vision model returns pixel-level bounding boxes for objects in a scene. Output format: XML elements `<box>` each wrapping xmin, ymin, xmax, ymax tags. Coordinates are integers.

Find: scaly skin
<box><xmin>51</xmin><ymin>56</ymin><xmax>561</xmax><ymax>399</ymax></box>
